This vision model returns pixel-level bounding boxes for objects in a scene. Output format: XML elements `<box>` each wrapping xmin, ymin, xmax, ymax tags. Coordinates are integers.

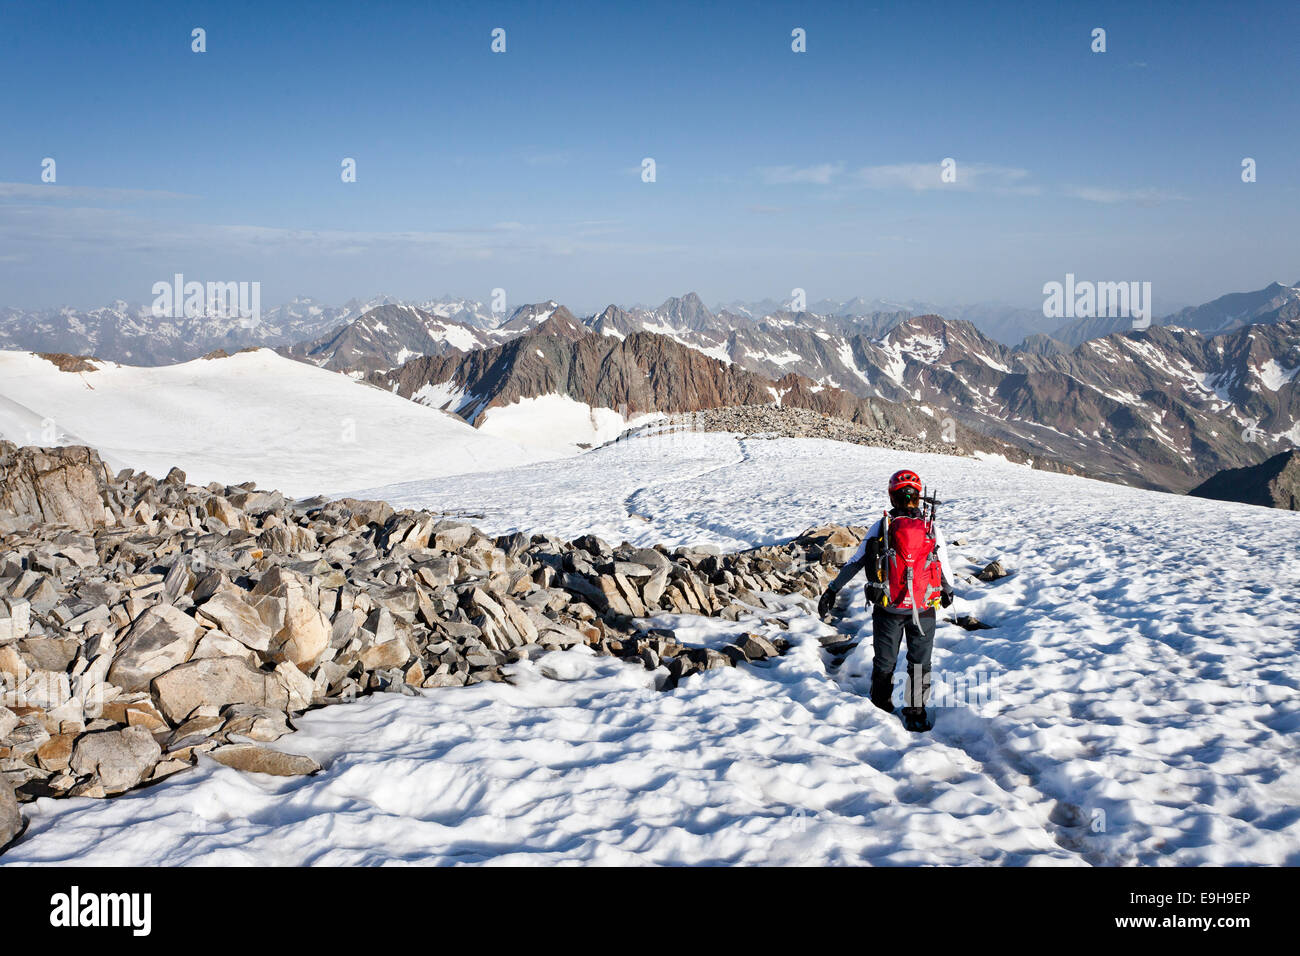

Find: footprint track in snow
<box><xmin>623</xmin><ymin>434</ymin><xmax>753</xmax><ymax>535</ymax></box>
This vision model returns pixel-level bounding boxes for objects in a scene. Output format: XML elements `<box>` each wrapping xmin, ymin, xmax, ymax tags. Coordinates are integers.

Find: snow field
<box><xmin>6</xmin><ymin>432</ymin><xmax>1298</xmax><ymax>864</ymax></box>
<box><xmin>0</xmin><ymin>350</ymin><xmax>555</xmax><ymax>496</ymax></box>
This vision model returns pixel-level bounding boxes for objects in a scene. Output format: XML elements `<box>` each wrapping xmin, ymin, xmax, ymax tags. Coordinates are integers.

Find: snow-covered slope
<box><xmin>0</xmin><ymin>350</ymin><xmax>552</xmax><ymax>496</ymax></box>
<box><xmin>475</xmin><ymin>394</ymin><xmax>664</xmax><ymax>455</ymax></box>
<box><xmin>6</xmin><ymin>431</ymin><xmax>1297</xmax><ymax>865</ymax></box>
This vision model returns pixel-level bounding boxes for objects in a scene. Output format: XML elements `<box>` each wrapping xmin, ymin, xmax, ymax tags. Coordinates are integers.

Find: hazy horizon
<box><xmin>3</xmin><ymin>283</ymin><xmax>1243</xmax><ymax>321</ymax></box>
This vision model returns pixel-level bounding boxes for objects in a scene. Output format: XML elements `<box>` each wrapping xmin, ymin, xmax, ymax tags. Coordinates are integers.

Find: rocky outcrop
<box><xmin>36</xmin><ymin>353</ymin><xmax>100</xmax><ymax>373</ymax></box>
<box><xmin>0</xmin><ymin>443</ymin><xmax>112</xmax><ymax>532</ymax></box>
<box><xmin>1188</xmin><ymin>450</ymin><xmax>1300</xmax><ymax>510</ymax></box>
<box><xmin>0</xmin><ymin>443</ymin><xmax>858</xmax><ymax>826</ymax></box>
<box><xmin>647</xmin><ymin>405</ymin><xmax>970</xmax><ymax>455</ymax></box>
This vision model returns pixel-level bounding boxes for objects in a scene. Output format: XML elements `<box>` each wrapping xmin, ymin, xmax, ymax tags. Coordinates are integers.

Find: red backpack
<box><xmin>878</xmin><ymin>512</ymin><xmax>942</xmax><ymax>621</ymax></box>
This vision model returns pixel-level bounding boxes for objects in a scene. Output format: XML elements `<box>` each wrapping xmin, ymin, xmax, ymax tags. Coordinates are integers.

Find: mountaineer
<box><xmin>818</xmin><ymin>469</ymin><xmax>954</xmax><ymax>732</ymax></box>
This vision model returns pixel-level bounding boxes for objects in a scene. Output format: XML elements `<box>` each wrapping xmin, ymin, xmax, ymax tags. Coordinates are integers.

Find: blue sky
<box><xmin>1</xmin><ymin>0</ymin><xmax>1296</xmax><ymax>314</ymax></box>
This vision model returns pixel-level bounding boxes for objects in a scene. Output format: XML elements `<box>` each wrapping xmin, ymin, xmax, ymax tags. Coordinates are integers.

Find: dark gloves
<box><xmin>940</xmin><ymin>587</ymin><xmax>955</xmax><ymax>608</ymax></box>
<box><xmin>817</xmin><ymin>588</ymin><xmax>837</xmax><ymax>617</ymax></box>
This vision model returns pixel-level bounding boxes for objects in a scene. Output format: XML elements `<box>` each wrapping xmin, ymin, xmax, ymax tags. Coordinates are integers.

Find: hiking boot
<box><xmin>901</xmin><ymin>707</ymin><xmax>931</xmax><ymax>733</ymax></box>
<box><xmin>870</xmin><ymin>671</ymin><xmax>895</xmax><ymax>713</ymax></box>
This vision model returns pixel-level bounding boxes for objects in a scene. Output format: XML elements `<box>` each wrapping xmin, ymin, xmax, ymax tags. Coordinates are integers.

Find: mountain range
<box><xmin>0</xmin><ymin>295</ymin><xmax>499</xmax><ymax>368</ymax></box>
<box><xmin>2</xmin><ymin>280</ymin><xmax>1297</xmax><ymax>501</ymax></box>
<box><xmin>354</xmin><ymin>298</ymin><xmax>1298</xmax><ymax>494</ymax></box>
<box><xmin>366</xmin><ymin>307</ymin><xmax>1028</xmax><ymax>463</ymax></box>
<box><xmin>0</xmin><ymin>297</ymin><xmax>358</xmax><ymax>367</ymax></box>
<box><xmin>5</xmin><ymin>281</ymin><xmax>1294</xmax><ymax>367</ymax></box>
<box><xmin>1047</xmin><ymin>280</ymin><xmax>1300</xmax><ymax>348</ymax></box>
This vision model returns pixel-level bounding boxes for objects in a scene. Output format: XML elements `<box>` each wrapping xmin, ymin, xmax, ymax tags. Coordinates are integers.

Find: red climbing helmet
<box><xmin>888</xmin><ymin>469</ymin><xmax>922</xmax><ymax>496</ymax></box>
<box><xmin>888</xmin><ymin>469</ymin><xmax>923</xmax><ymax>507</ymax></box>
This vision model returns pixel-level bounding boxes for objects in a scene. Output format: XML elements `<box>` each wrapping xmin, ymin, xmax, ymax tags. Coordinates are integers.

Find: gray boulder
<box><xmin>209</xmin><ymin>743</ymin><xmax>320</xmax><ymax>777</ymax></box>
<box><xmin>220</xmin><ymin>704</ymin><xmax>291</xmax><ymax>742</ymax></box>
<box><xmin>69</xmin><ymin>726</ymin><xmax>163</xmax><ymax>794</ymax></box>
<box><xmin>152</xmin><ymin>656</ymin><xmax>281</xmax><ymax>724</ymax></box>
<box><xmin>251</xmin><ymin>567</ymin><xmax>330</xmax><ymax>669</ymax></box>
<box><xmin>197</xmin><ymin>584</ymin><xmax>272</xmax><ymax>652</ymax></box>
<box><xmin>107</xmin><ymin>604</ymin><xmax>205</xmax><ymax>692</ymax></box>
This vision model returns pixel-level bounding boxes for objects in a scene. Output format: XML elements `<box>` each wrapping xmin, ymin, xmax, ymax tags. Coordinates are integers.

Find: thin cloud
<box><xmin>1064</xmin><ymin>185</ymin><xmax>1187</xmax><ymax>206</ymax></box>
<box><xmin>0</xmin><ymin>203</ymin><xmax>697</xmax><ymax>266</ymax></box>
<box><xmin>522</xmin><ymin>151</ymin><xmax>571</xmax><ymax>167</ymax></box>
<box><xmin>572</xmin><ymin>219</ymin><xmax>621</xmax><ymax>237</ymax></box>
<box><xmin>759</xmin><ymin>163</ymin><xmax>843</xmax><ymax>185</ymax></box>
<box><xmin>0</xmin><ymin>182</ymin><xmax>195</xmax><ymax>202</ymax></box>
<box><xmin>852</xmin><ymin>162</ymin><xmax>1035</xmax><ymax>193</ymax></box>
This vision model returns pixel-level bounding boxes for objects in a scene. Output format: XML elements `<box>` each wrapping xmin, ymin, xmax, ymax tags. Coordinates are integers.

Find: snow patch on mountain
<box><xmin>413</xmin><ymin>380</ymin><xmax>472</xmax><ymax>413</ymax></box>
<box><xmin>426</xmin><ymin>322</ymin><xmax>484</xmax><ymax>352</ymax></box>
<box><xmin>1257</xmin><ymin>359</ymin><xmax>1300</xmax><ymax>392</ymax></box>
<box><xmin>835</xmin><ymin>342</ymin><xmax>871</xmax><ymax>386</ymax></box>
